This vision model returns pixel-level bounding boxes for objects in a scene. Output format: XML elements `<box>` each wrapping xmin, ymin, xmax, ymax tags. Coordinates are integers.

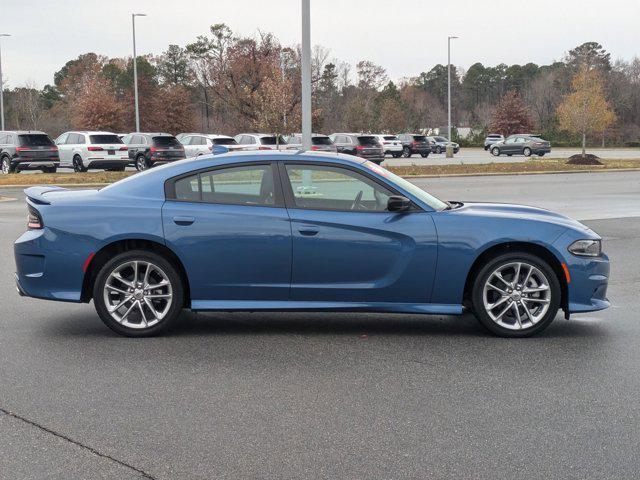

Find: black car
<box><xmin>0</xmin><ymin>131</ymin><xmax>59</xmax><ymax>173</ymax></box>
<box><xmin>397</xmin><ymin>133</ymin><xmax>431</xmax><ymax>158</ymax></box>
<box><xmin>122</xmin><ymin>133</ymin><xmax>186</xmax><ymax>171</ymax></box>
<box><xmin>329</xmin><ymin>133</ymin><xmax>385</xmax><ymax>164</ymax></box>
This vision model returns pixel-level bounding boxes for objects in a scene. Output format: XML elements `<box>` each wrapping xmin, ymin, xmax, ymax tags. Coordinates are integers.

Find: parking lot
<box><xmin>1</xmin><ymin>171</ymin><xmax>640</xmax><ymax>479</ymax></box>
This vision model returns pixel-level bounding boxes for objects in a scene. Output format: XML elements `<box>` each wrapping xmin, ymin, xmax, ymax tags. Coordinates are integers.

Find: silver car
<box><xmin>484</xmin><ymin>134</ymin><xmax>504</xmax><ymax>150</ymax></box>
<box><xmin>180</xmin><ymin>134</ymin><xmax>243</xmax><ymax>158</ymax></box>
<box><xmin>234</xmin><ymin>133</ymin><xmax>287</xmax><ymax>150</ymax></box>
<box><xmin>285</xmin><ymin>134</ymin><xmax>337</xmax><ymax>152</ymax></box>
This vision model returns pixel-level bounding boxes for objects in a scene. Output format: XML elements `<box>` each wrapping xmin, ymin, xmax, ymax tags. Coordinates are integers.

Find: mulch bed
<box><xmin>566</xmin><ymin>153</ymin><xmax>604</xmax><ymax>165</ymax></box>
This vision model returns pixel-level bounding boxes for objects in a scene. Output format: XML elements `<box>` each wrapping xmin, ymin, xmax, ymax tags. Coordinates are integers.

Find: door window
<box><xmin>172</xmin><ymin>164</ymin><xmax>276</xmax><ymax>206</ymax></box>
<box><xmin>284</xmin><ymin>164</ymin><xmax>394</xmax><ymax>212</ymax></box>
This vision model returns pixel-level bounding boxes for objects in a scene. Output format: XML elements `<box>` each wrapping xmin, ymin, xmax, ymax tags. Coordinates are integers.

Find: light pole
<box><xmin>447</xmin><ymin>35</ymin><xmax>458</xmax><ymax>158</ymax></box>
<box><xmin>131</xmin><ymin>13</ymin><xmax>146</xmax><ymax>132</ymax></box>
<box><xmin>0</xmin><ymin>34</ymin><xmax>10</xmax><ymax>131</ymax></box>
<box><xmin>300</xmin><ymin>0</ymin><xmax>312</xmax><ymax>151</ymax></box>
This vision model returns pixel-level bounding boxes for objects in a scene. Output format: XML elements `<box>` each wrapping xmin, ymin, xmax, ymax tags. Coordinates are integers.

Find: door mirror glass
<box><xmin>387</xmin><ymin>196</ymin><xmax>412</xmax><ymax>212</ymax></box>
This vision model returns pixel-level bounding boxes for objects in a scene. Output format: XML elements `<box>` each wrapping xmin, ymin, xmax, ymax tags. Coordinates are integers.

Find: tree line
<box><xmin>2</xmin><ymin>25</ymin><xmax>638</xmax><ymax>147</ymax></box>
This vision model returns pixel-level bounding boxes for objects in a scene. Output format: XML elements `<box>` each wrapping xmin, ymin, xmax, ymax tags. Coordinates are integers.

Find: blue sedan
<box><xmin>14</xmin><ymin>152</ymin><xmax>610</xmax><ymax>337</ymax></box>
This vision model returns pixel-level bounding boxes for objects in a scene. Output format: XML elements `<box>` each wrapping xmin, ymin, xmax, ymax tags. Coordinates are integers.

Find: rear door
<box><xmin>162</xmin><ymin>162</ymin><xmax>292</xmax><ymax>306</ymax></box>
<box><xmin>279</xmin><ymin>162</ymin><xmax>438</xmax><ymax>304</ymax></box>
<box><xmin>55</xmin><ymin>133</ymin><xmax>72</xmax><ymax>166</ymax></box>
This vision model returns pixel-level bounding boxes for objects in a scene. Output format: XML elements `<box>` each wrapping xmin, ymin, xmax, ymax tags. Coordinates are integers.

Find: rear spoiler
<box><xmin>24</xmin><ymin>186</ymin><xmax>68</xmax><ymax>205</ymax></box>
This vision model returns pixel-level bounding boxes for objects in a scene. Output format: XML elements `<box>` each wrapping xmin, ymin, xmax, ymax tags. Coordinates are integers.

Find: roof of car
<box><xmin>128</xmin><ymin>132</ymin><xmax>173</xmax><ymax>136</ymax></box>
<box><xmin>0</xmin><ymin>130</ymin><xmax>48</xmax><ymax>135</ymax></box>
<box><xmin>236</xmin><ymin>133</ymin><xmax>281</xmax><ymax>138</ymax></box>
<box><xmin>65</xmin><ymin>131</ymin><xmax>119</xmax><ymax>135</ymax></box>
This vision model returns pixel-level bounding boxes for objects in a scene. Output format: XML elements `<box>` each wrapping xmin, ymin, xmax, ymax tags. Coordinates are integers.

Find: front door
<box><xmin>279</xmin><ymin>162</ymin><xmax>438</xmax><ymax>304</ymax></box>
<box><xmin>162</xmin><ymin>162</ymin><xmax>292</xmax><ymax>307</ymax></box>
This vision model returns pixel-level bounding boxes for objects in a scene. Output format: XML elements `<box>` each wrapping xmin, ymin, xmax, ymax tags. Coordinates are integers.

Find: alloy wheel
<box><xmin>482</xmin><ymin>261</ymin><xmax>551</xmax><ymax>331</ymax></box>
<box><xmin>523</xmin><ymin>147</ymin><xmax>532</xmax><ymax>157</ymax></box>
<box><xmin>1</xmin><ymin>158</ymin><xmax>9</xmax><ymax>174</ymax></box>
<box><xmin>136</xmin><ymin>156</ymin><xmax>147</xmax><ymax>171</ymax></box>
<box><xmin>102</xmin><ymin>260</ymin><xmax>173</xmax><ymax>329</ymax></box>
<box><xmin>491</xmin><ymin>147</ymin><xmax>500</xmax><ymax>156</ymax></box>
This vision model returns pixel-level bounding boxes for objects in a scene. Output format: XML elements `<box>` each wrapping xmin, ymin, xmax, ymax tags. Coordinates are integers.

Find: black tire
<box><xmin>436</xmin><ymin>146</ymin><xmax>442</xmax><ymax>154</ymax></box>
<box><xmin>484</xmin><ymin>145</ymin><xmax>489</xmax><ymax>151</ymax></box>
<box><xmin>491</xmin><ymin>147</ymin><xmax>500</xmax><ymax>157</ymax></box>
<box><xmin>135</xmin><ymin>155</ymin><xmax>148</xmax><ymax>171</ymax></box>
<box><xmin>507</xmin><ymin>154</ymin><xmax>513</xmax><ymax>157</ymax></box>
<box><xmin>420</xmin><ymin>153</ymin><xmax>429</xmax><ymax>158</ymax></box>
<box><xmin>523</xmin><ymin>147</ymin><xmax>532</xmax><ymax>157</ymax></box>
<box><xmin>93</xmin><ymin>250</ymin><xmax>184</xmax><ymax>337</ymax></box>
<box><xmin>42</xmin><ymin>167</ymin><xmax>57</xmax><ymax>173</ymax></box>
<box><xmin>1</xmin><ymin>156</ymin><xmax>15</xmax><ymax>174</ymax></box>
<box><xmin>402</xmin><ymin>146</ymin><xmax>412</xmax><ymax>158</ymax></box>
<box><xmin>73</xmin><ymin>155</ymin><xmax>87</xmax><ymax>172</ymax></box>
<box><xmin>538</xmin><ymin>153</ymin><xmax>545</xmax><ymax>157</ymax></box>
<box><xmin>471</xmin><ymin>252</ymin><xmax>561</xmax><ymax>338</ymax></box>
<box><xmin>392</xmin><ymin>152</ymin><xmax>402</xmax><ymax>158</ymax></box>
<box><xmin>108</xmin><ymin>166</ymin><xmax>126</xmax><ymax>172</ymax></box>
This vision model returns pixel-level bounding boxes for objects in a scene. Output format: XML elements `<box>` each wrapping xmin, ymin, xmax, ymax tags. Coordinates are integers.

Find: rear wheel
<box><xmin>135</xmin><ymin>155</ymin><xmax>148</xmax><ymax>171</ymax></box>
<box><xmin>73</xmin><ymin>155</ymin><xmax>87</xmax><ymax>172</ymax></box>
<box><xmin>436</xmin><ymin>146</ymin><xmax>442</xmax><ymax>154</ymax></box>
<box><xmin>491</xmin><ymin>147</ymin><xmax>500</xmax><ymax>156</ymax></box>
<box><xmin>93</xmin><ymin>250</ymin><xmax>184</xmax><ymax>337</ymax></box>
<box><xmin>402</xmin><ymin>146</ymin><xmax>412</xmax><ymax>158</ymax></box>
<box><xmin>392</xmin><ymin>152</ymin><xmax>402</xmax><ymax>158</ymax></box>
<box><xmin>471</xmin><ymin>252</ymin><xmax>561</xmax><ymax>337</ymax></box>
<box><xmin>42</xmin><ymin>167</ymin><xmax>57</xmax><ymax>173</ymax></box>
<box><xmin>420</xmin><ymin>153</ymin><xmax>429</xmax><ymax>158</ymax></box>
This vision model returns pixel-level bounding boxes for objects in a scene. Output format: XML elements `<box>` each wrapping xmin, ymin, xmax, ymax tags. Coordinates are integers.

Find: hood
<box><xmin>456</xmin><ymin>201</ymin><xmax>592</xmax><ymax>232</ymax></box>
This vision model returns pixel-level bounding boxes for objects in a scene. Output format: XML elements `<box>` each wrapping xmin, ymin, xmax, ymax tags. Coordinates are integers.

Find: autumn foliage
<box><xmin>490</xmin><ymin>91</ymin><xmax>534</xmax><ymax>137</ymax></box>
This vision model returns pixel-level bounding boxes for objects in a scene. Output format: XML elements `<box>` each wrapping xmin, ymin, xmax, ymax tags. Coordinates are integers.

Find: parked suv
<box><xmin>179</xmin><ymin>134</ymin><xmax>243</xmax><ymax>158</ymax></box>
<box><xmin>122</xmin><ymin>133</ymin><xmax>186</xmax><ymax>171</ymax></box>
<box><xmin>0</xmin><ymin>131</ymin><xmax>59</xmax><ymax>173</ymax></box>
<box><xmin>428</xmin><ymin>136</ymin><xmax>460</xmax><ymax>154</ymax></box>
<box><xmin>329</xmin><ymin>133</ymin><xmax>385</xmax><ymax>164</ymax></box>
<box><xmin>235</xmin><ymin>133</ymin><xmax>287</xmax><ymax>150</ymax></box>
<box><xmin>397</xmin><ymin>134</ymin><xmax>431</xmax><ymax>158</ymax></box>
<box><xmin>372</xmin><ymin>134</ymin><xmax>403</xmax><ymax>158</ymax></box>
<box><xmin>484</xmin><ymin>134</ymin><xmax>504</xmax><ymax>150</ymax></box>
<box><xmin>55</xmin><ymin>131</ymin><xmax>129</xmax><ymax>172</ymax></box>
<box><xmin>285</xmin><ymin>134</ymin><xmax>337</xmax><ymax>152</ymax></box>
<box><xmin>490</xmin><ymin>135</ymin><xmax>551</xmax><ymax>157</ymax></box>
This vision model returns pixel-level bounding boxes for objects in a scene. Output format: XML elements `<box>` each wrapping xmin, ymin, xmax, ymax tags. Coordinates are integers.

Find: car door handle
<box><xmin>298</xmin><ymin>228</ymin><xmax>319</xmax><ymax>236</ymax></box>
<box><xmin>173</xmin><ymin>216</ymin><xmax>195</xmax><ymax>226</ymax></box>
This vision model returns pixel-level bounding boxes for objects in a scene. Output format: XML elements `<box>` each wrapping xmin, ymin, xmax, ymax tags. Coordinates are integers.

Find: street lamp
<box><xmin>131</xmin><ymin>14</ymin><xmax>146</xmax><ymax>132</ymax></box>
<box><xmin>300</xmin><ymin>0</ymin><xmax>312</xmax><ymax>151</ymax></box>
<box><xmin>447</xmin><ymin>35</ymin><xmax>458</xmax><ymax>158</ymax></box>
<box><xmin>0</xmin><ymin>33</ymin><xmax>11</xmax><ymax>131</ymax></box>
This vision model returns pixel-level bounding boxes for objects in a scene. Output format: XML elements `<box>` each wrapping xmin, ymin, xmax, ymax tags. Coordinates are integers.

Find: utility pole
<box><xmin>301</xmin><ymin>0</ymin><xmax>312</xmax><ymax>151</ymax></box>
<box><xmin>0</xmin><ymin>34</ymin><xmax>10</xmax><ymax>131</ymax></box>
<box><xmin>132</xmin><ymin>14</ymin><xmax>146</xmax><ymax>132</ymax></box>
<box><xmin>447</xmin><ymin>35</ymin><xmax>458</xmax><ymax>158</ymax></box>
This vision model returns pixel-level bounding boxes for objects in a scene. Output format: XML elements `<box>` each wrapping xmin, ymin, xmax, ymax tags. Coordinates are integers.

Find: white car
<box><xmin>55</xmin><ymin>131</ymin><xmax>129</xmax><ymax>172</ymax></box>
<box><xmin>373</xmin><ymin>134</ymin><xmax>403</xmax><ymax>158</ymax></box>
<box><xmin>179</xmin><ymin>134</ymin><xmax>243</xmax><ymax>158</ymax></box>
<box><xmin>234</xmin><ymin>133</ymin><xmax>287</xmax><ymax>150</ymax></box>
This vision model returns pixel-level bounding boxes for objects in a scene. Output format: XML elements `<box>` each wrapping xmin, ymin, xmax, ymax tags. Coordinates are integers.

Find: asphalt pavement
<box><xmin>1</xmin><ymin>171</ymin><xmax>639</xmax><ymax>479</ymax></box>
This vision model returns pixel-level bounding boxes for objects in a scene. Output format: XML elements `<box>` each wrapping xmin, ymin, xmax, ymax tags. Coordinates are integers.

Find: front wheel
<box><xmin>491</xmin><ymin>147</ymin><xmax>500</xmax><ymax>156</ymax></box>
<box><xmin>523</xmin><ymin>147</ymin><xmax>532</xmax><ymax>157</ymax></box>
<box><xmin>471</xmin><ymin>252</ymin><xmax>561</xmax><ymax>337</ymax></box>
<box><xmin>93</xmin><ymin>250</ymin><xmax>184</xmax><ymax>337</ymax></box>
<box><xmin>392</xmin><ymin>152</ymin><xmax>402</xmax><ymax>158</ymax></box>
<box><xmin>73</xmin><ymin>155</ymin><xmax>87</xmax><ymax>172</ymax></box>
<box><xmin>420</xmin><ymin>153</ymin><xmax>429</xmax><ymax>158</ymax></box>
<box><xmin>135</xmin><ymin>155</ymin><xmax>149</xmax><ymax>171</ymax></box>
<box><xmin>402</xmin><ymin>146</ymin><xmax>412</xmax><ymax>158</ymax></box>
<box><xmin>1</xmin><ymin>156</ymin><xmax>15</xmax><ymax>174</ymax></box>
<box><xmin>436</xmin><ymin>146</ymin><xmax>442</xmax><ymax>154</ymax></box>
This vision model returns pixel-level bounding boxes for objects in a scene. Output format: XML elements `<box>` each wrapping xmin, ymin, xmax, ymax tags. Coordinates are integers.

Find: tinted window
<box><xmin>122</xmin><ymin>134</ymin><xmax>133</xmax><ymax>144</ymax></box>
<box><xmin>89</xmin><ymin>134</ymin><xmax>122</xmax><ymax>144</ymax></box>
<box><xmin>180</xmin><ymin>136</ymin><xmax>192</xmax><ymax>146</ymax></box>
<box><xmin>260</xmin><ymin>136</ymin><xmax>287</xmax><ymax>145</ymax></box>
<box><xmin>383</xmin><ymin>136</ymin><xmax>398</xmax><ymax>141</ymax></box>
<box><xmin>434</xmin><ymin>137</ymin><xmax>448</xmax><ymax>142</ymax></box>
<box><xmin>0</xmin><ymin>134</ymin><xmax>6</xmax><ymax>144</ymax></box>
<box><xmin>312</xmin><ymin>136</ymin><xmax>333</xmax><ymax>145</ymax></box>
<box><xmin>200</xmin><ymin>165</ymin><xmax>275</xmax><ymax>205</ymax></box>
<box><xmin>174</xmin><ymin>175</ymin><xmax>200</xmax><ymax>202</ymax></box>
<box><xmin>153</xmin><ymin>136</ymin><xmax>181</xmax><ymax>147</ymax></box>
<box><xmin>285</xmin><ymin>164</ymin><xmax>393</xmax><ymax>212</ymax></box>
<box><xmin>18</xmin><ymin>134</ymin><xmax>54</xmax><ymax>147</ymax></box>
<box><xmin>412</xmin><ymin>135</ymin><xmax>427</xmax><ymax>142</ymax></box>
<box><xmin>211</xmin><ymin>137</ymin><xmax>238</xmax><ymax>145</ymax></box>
<box><xmin>357</xmin><ymin>136</ymin><xmax>379</xmax><ymax>146</ymax></box>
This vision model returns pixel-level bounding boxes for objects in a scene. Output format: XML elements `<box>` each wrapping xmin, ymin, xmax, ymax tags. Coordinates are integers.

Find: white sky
<box><xmin>1</xmin><ymin>0</ymin><xmax>638</xmax><ymax>88</ymax></box>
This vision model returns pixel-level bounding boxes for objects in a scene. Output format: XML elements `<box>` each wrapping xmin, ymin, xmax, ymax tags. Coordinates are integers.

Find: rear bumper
<box><xmin>14</xmin><ymin>159</ymin><xmax>60</xmax><ymax>170</ymax></box>
<box><xmin>85</xmin><ymin>157</ymin><xmax>129</xmax><ymax>168</ymax></box>
<box><xmin>358</xmin><ymin>154</ymin><xmax>385</xmax><ymax>164</ymax></box>
<box><xmin>533</xmin><ymin>147</ymin><xmax>551</xmax><ymax>154</ymax></box>
<box><xmin>410</xmin><ymin>147</ymin><xmax>430</xmax><ymax>154</ymax></box>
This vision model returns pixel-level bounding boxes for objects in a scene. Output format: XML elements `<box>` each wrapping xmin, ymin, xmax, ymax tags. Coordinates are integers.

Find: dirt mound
<box><xmin>566</xmin><ymin>153</ymin><xmax>603</xmax><ymax>165</ymax></box>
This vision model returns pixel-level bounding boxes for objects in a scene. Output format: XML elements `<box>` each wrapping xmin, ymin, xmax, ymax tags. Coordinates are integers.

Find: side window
<box><xmin>180</xmin><ymin>136</ymin><xmax>192</xmax><ymax>146</ymax></box>
<box><xmin>172</xmin><ymin>165</ymin><xmax>276</xmax><ymax>206</ymax></box>
<box><xmin>0</xmin><ymin>134</ymin><xmax>6</xmax><ymax>144</ymax></box>
<box><xmin>284</xmin><ymin>164</ymin><xmax>394</xmax><ymax>212</ymax></box>
<box><xmin>77</xmin><ymin>134</ymin><xmax>86</xmax><ymax>144</ymax></box>
<box><xmin>122</xmin><ymin>134</ymin><xmax>132</xmax><ymax>144</ymax></box>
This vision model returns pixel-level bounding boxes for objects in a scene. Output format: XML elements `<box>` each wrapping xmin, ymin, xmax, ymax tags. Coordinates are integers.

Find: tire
<box><xmin>93</xmin><ymin>250</ymin><xmax>184</xmax><ymax>337</ymax></box>
<box><xmin>523</xmin><ymin>147</ymin><xmax>532</xmax><ymax>157</ymax></box>
<box><xmin>491</xmin><ymin>147</ymin><xmax>500</xmax><ymax>157</ymax></box>
<box><xmin>436</xmin><ymin>146</ymin><xmax>442</xmax><ymax>154</ymax></box>
<box><xmin>420</xmin><ymin>153</ymin><xmax>429</xmax><ymax>158</ymax></box>
<box><xmin>484</xmin><ymin>145</ymin><xmax>489</xmax><ymax>151</ymax></box>
<box><xmin>108</xmin><ymin>166</ymin><xmax>126</xmax><ymax>172</ymax></box>
<box><xmin>538</xmin><ymin>153</ymin><xmax>545</xmax><ymax>157</ymax></box>
<box><xmin>402</xmin><ymin>146</ymin><xmax>412</xmax><ymax>158</ymax></box>
<box><xmin>507</xmin><ymin>154</ymin><xmax>513</xmax><ymax>157</ymax></box>
<box><xmin>1</xmin><ymin>156</ymin><xmax>15</xmax><ymax>174</ymax></box>
<box><xmin>392</xmin><ymin>152</ymin><xmax>402</xmax><ymax>158</ymax></box>
<box><xmin>471</xmin><ymin>252</ymin><xmax>561</xmax><ymax>337</ymax></box>
<box><xmin>73</xmin><ymin>155</ymin><xmax>87</xmax><ymax>172</ymax></box>
<box><xmin>43</xmin><ymin>167</ymin><xmax>57</xmax><ymax>173</ymax></box>
<box><xmin>135</xmin><ymin>155</ymin><xmax>149</xmax><ymax>171</ymax></box>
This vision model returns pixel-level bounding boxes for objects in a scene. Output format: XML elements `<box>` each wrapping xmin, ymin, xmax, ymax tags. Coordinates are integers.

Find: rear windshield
<box><xmin>383</xmin><ymin>136</ymin><xmax>398</xmax><ymax>141</ymax></box>
<box><xmin>487</xmin><ymin>134</ymin><xmax>502</xmax><ymax>138</ymax></box>
<box><xmin>18</xmin><ymin>134</ymin><xmax>54</xmax><ymax>147</ymax></box>
<box><xmin>260</xmin><ymin>136</ymin><xmax>287</xmax><ymax>145</ymax></box>
<box><xmin>412</xmin><ymin>135</ymin><xmax>427</xmax><ymax>142</ymax></box>
<box><xmin>312</xmin><ymin>136</ymin><xmax>333</xmax><ymax>145</ymax></box>
<box><xmin>529</xmin><ymin>137</ymin><xmax>544</xmax><ymax>142</ymax></box>
<box><xmin>89</xmin><ymin>135</ymin><xmax>123</xmax><ymax>144</ymax></box>
<box><xmin>212</xmin><ymin>138</ymin><xmax>238</xmax><ymax>145</ymax></box>
<box><xmin>434</xmin><ymin>137</ymin><xmax>447</xmax><ymax>142</ymax></box>
<box><xmin>153</xmin><ymin>136</ymin><xmax>181</xmax><ymax>147</ymax></box>
<box><xmin>357</xmin><ymin>136</ymin><xmax>379</xmax><ymax>146</ymax></box>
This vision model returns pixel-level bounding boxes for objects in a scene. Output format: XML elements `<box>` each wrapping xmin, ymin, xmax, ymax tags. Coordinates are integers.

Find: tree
<box><xmin>154</xmin><ymin>85</ymin><xmax>195</xmax><ymax>134</ymax></box>
<box><xmin>73</xmin><ymin>75</ymin><xmax>124</xmax><ymax>131</ymax></box>
<box><xmin>557</xmin><ymin>67</ymin><xmax>616</xmax><ymax>158</ymax></box>
<box><xmin>490</xmin><ymin>90</ymin><xmax>534</xmax><ymax>136</ymax></box>
<box><xmin>377</xmin><ymin>98</ymin><xmax>405</xmax><ymax>132</ymax></box>
<box><xmin>156</xmin><ymin>45</ymin><xmax>191</xmax><ymax>87</ymax></box>
<box><xmin>566</xmin><ymin>42</ymin><xmax>611</xmax><ymax>72</ymax></box>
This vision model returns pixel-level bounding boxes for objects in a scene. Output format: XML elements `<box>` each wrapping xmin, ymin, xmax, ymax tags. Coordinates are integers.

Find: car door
<box><xmin>55</xmin><ymin>133</ymin><xmax>71</xmax><ymax>166</ymax></box>
<box><xmin>503</xmin><ymin>137</ymin><xmax>517</xmax><ymax>154</ymax></box>
<box><xmin>162</xmin><ymin>162</ymin><xmax>292</xmax><ymax>306</ymax></box>
<box><xmin>279</xmin><ymin>162</ymin><xmax>438</xmax><ymax>304</ymax></box>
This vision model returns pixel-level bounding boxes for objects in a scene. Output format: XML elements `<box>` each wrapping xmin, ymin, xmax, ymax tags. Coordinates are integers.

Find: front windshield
<box><xmin>363</xmin><ymin>161</ymin><xmax>448</xmax><ymax>211</ymax></box>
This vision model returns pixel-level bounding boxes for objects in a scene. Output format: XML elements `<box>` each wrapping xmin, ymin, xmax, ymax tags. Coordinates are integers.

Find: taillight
<box><xmin>411</xmin><ymin>141</ymin><xmax>419</xmax><ymax>146</ymax></box>
<box><xmin>87</xmin><ymin>146</ymin><xmax>104</xmax><ymax>151</ymax></box>
<box><xmin>119</xmin><ymin>146</ymin><xmax>128</xmax><ymax>151</ymax></box>
<box><xmin>51</xmin><ymin>146</ymin><xmax>59</xmax><ymax>152</ymax></box>
<box><xmin>258</xmin><ymin>146</ymin><xmax>271</xmax><ymax>150</ymax></box>
<box><xmin>15</xmin><ymin>147</ymin><xmax>28</xmax><ymax>153</ymax></box>
<box><xmin>27</xmin><ymin>205</ymin><xmax>43</xmax><ymax>230</ymax></box>
<box><xmin>383</xmin><ymin>141</ymin><xmax>390</xmax><ymax>145</ymax></box>
<box><xmin>356</xmin><ymin>145</ymin><xmax>365</xmax><ymax>151</ymax></box>
<box><xmin>310</xmin><ymin>146</ymin><xmax>319</xmax><ymax>151</ymax></box>
<box><xmin>150</xmin><ymin>146</ymin><xmax>157</xmax><ymax>153</ymax></box>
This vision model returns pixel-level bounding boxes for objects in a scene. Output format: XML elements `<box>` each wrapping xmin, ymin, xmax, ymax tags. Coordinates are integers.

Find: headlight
<box><xmin>568</xmin><ymin>239</ymin><xmax>602</xmax><ymax>257</ymax></box>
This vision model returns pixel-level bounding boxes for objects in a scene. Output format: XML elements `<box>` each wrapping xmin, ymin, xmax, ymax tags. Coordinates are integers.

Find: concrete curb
<box><xmin>1</xmin><ymin>167</ymin><xmax>640</xmax><ymax>189</ymax></box>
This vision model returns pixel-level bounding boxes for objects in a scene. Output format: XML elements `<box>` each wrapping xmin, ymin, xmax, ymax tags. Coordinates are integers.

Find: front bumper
<box><xmin>565</xmin><ymin>252</ymin><xmax>610</xmax><ymax>313</ymax></box>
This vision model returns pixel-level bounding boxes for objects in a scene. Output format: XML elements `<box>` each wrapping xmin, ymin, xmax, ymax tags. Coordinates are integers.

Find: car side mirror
<box><xmin>387</xmin><ymin>196</ymin><xmax>412</xmax><ymax>212</ymax></box>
